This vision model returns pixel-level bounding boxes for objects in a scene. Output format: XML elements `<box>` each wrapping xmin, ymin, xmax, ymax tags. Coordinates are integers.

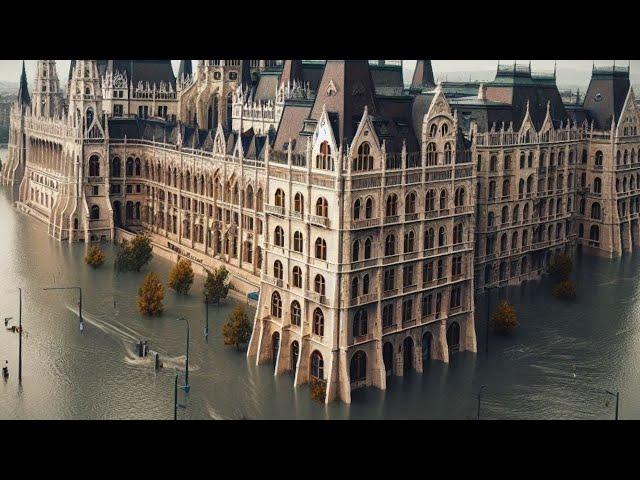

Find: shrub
<box><xmin>222</xmin><ymin>304</ymin><xmax>252</xmax><ymax>350</ymax></box>
<box><xmin>310</xmin><ymin>377</ymin><xmax>327</xmax><ymax>403</ymax></box>
<box><xmin>552</xmin><ymin>280</ymin><xmax>577</xmax><ymax>300</ymax></box>
<box><xmin>115</xmin><ymin>235</ymin><xmax>153</xmax><ymax>272</ymax></box>
<box><xmin>84</xmin><ymin>245</ymin><xmax>105</xmax><ymax>268</ymax></box>
<box><xmin>204</xmin><ymin>266</ymin><xmax>230</xmax><ymax>305</ymax></box>
<box><xmin>490</xmin><ymin>299</ymin><xmax>518</xmax><ymax>334</ymax></box>
<box><xmin>138</xmin><ymin>271</ymin><xmax>164</xmax><ymax>316</ymax></box>
<box><xmin>168</xmin><ymin>258</ymin><xmax>194</xmax><ymax>295</ymax></box>
<box><xmin>547</xmin><ymin>252</ymin><xmax>573</xmax><ymax>282</ymax></box>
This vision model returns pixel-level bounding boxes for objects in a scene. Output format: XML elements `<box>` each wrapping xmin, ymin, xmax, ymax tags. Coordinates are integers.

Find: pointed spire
<box><xmin>411</xmin><ymin>60</ymin><xmax>435</xmax><ymax>90</ymax></box>
<box><xmin>177</xmin><ymin>60</ymin><xmax>192</xmax><ymax>80</ymax></box>
<box><xmin>554</xmin><ymin>60</ymin><xmax>557</xmax><ymax>78</ymax></box>
<box><xmin>240</xmin><ymin>60</ymin><xmax>253</xmax><ymax>101</ymax></box>
<box><xmin>18</xmin><ymin>60</ymin><xmax>30</xmax><ymax>107</ymax></box>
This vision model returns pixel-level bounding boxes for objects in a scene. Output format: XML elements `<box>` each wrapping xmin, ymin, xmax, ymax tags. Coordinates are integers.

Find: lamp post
<box><xmin>43</xmin><ymin>286</ymin><xmax>83</xmax><ymax>331</ymax></box>
<box><xmin>174</xmin><ymin>373</ymin><xmax>187</xmax><ymax>420</ymax></box>
<box><xmin>477</xmin><ymin>384</ymin><xmax>487</xmax><ymax>420</ymax></box>
<box><xmin>177</xmin><ymin>317</ymin><xmax>190</xmax><ymax>393</ymax></box>
<box><xmin>605</xmin><ymin>390</ymin><xmax>619</xmax><ymax>420</ymax></box>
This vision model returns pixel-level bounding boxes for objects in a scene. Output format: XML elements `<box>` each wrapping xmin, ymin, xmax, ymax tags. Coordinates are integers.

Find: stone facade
<box><xmin>2</xmin><ymin>59</ymin><xmax>639</xmax><ymax>404</ymax></box>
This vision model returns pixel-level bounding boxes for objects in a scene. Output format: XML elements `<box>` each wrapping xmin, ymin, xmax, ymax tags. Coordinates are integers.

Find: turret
<box><xmin>32</xmin><ymin>60</ymin><xmax>63</xmax><ymax>118</ymax></box>
<box><xmin>67</xmin><ymin>60</ymin><xmax>103</xmax><ymax>131</ymax></box>
<box><xmin>17</xmin><ymin>61</ymin><xmax>30</xmax><ymax>111</ymax></box>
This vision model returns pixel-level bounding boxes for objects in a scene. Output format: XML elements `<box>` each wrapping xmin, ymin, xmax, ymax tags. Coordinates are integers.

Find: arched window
<box><xmin>273</xmin><ymin>260</ymin><xmax>283</xmax><ymax>280</ymax></box>
<box><xmin>294</xmin><ymin>192</ymin><xmax>304</xmax><ymax>213</ymax></box>
<box><xmin>405</xmin><ymin>192</ymin><xmax>416</xmax><ymax>214</ymax></box>
<box><xmin>126</xmin><ymin>157</ymin><xmax>134</xmax><ymax>176</ymax></box>
<box><xmin>316</xmin><ymin>141</ymin><xmax>333</xmax><ymax>170</ymax></box>
<box><xmin>291</xmin><ymin>301</ymin><xmax>301</xmax><ymax>326</ymax></box>
<box><xmin>512</xmin><ymin>204</ymin><xmax>520</xmax><ymax>223</ymax></box>
<box><xmin>501</xmin><ymin>206</ymin><xmax>509</xmax><ymax>224</ymax></box>
<box><xmin>591</xmin><ymin>202</ymin><xmax>601</xmax><ymax>220</ymax></box>
<box><xmin>313</xmin><ymin>309</ymin><xmax>324</xmax><ymax>336</ymax></box>
<box><xmin>271</xmin><ymin>291</ymin><xmax>282</xmax><ymax>318</ymax></box>
<box><xmin>426</xmin><ymin>142</ymin><xmax>437</xmax><ymax>165</ymax></box>
<box><xmin>350</xmin><ymin>351</ymin><xmax>367</xmax><ymax>383</ymax></box>
<box><xmin>111</xmin><ymin>157</ymin><xmax>121</xmax><ymax>177</ymax></box>
<box><xmin>453</xmin><ymin>223</ymin><xmax>463</xmax><ymax>244</ymax></box>
<box><xmin>292</xmin><ymin>266</ymin><xmax>302</xmax><ymax>288</ymax></box>
<box><xmin>353</xmin><ymin>199</ymin><xmax>361</xmax><ymax>220</ymax></box>
<box><xmin>274</xmin><ymin>226</ymin><xmax>284</xmax><ymax>247</ymax></box>
<box><xmin>315</xmin><ymin>237</ymin><xmax>327</xmax><ymax>260</ymax></box>
<box><xmin>439</xmin><ymin>190</ymin><xmax>448</xmax><ymax>210</ymax></box>
<box><xmin>518</xmin><ymin>179</ymin><xmax>525</xmax><ymax>198</ymax></box>
<box><xmin>353</xmin><ymin>309</ymin><xmax>368</xmax><ymax>337</ymax></box>
<box><xmin>311</xmin><ymin>350</ymin><xmax>324</xmax><ymax>379</ymax></box>
<box><xmin>429</xmin><ymin>123</ymin><xmax>438</xmax><ymax>137</ymax></box>
<box><xmin>352</xmin><ymin>240</ymin><xmax>360</xmax><ymax>261</ymax></box>
<box><xmin>595</xmin><ymin>151</ymin><xmax>603</xmax><ymax>166</ymax></box>
<box><xmin>351</xmin><ymin>277</ymin><xmax>359</xmax><ymax>299</ymax></box>
<box><xmin>275</xmin><ymin>188</ymin><xmax>285</xmax><ymax>208</ymax></box>
<box><xmin>314</xmin><ymin>274</ymin><xmax>326</xmax><ymax>296</ymax></box>
<box><xmin>438</xmin><ymin>226</ymin><xmax>447</xmax><ymax>246</ymax></box>
<box><xmin>385</xmin><ymin>234</ymin><xmax>396</xmax><ymax>256</ymax></box>
<box><xmin>363</xmin><ymin>274</ymin><xmax>370</xmax><ymax>294</ymax></box>
<box><xmin>365</xmin><ymin>198</ymin><xmax>373</xmax><ymax>219</ymax></box>
<box><xmin>386</xmin><ymin>194</ymin><xmax>398</xmax><ymax>216</ymax></box>
<box><xmin>424</xmin><ymin>228</ymin><xmax>435</xmax><ymax>249</ymax></box>
<box><xmin>444</xmin><ymin>142</ymin><xmax>452</xmax><ymax>164</ymax></box>
<box><xmin>441</xmin><ymin>123</ymin><xmax>449</xmax><ymax>136</ymax></box>
<box><xmin>135</xmin><ymin>158</ymin><xmax>141</xmax><ymax>176</ymax></box>
<box><xmin>355</xmin><ymin>142</ymin><xmax>373</xmax><ymax>171</ymax></box>
<box><xmin>293</xmin><ymin>231</ymin><xmax>303</xmax><ymax>252</ymax></box>
<box><xmin>590</xmin><ymin>225</ymin><xmax>600</xmax><ymax>242</ymax></box>
<box><xmin>425</xmin><ymin>190</ymin><xmax>435</xmax><ymax>212</ymax></box>
<box><xmin>404</xmin><ymin>230</ymin><xmax>415</xmax><ymax>253</ymax></box>
<box><xmin>89</xmin><ymin>155</ymin><xmax>100</xmax><ymax>177</ymax></box>
<box><xmin>90</xmin><ymin>205</ymin><xmax>100</xmax><ymax>220</ymax></box>
<box><xmin>316</xmin><ymin>197</ymin><xmax>328</xmax><ymax>217</ymax></box>
<box><xmin>454</xmin><ymin>187</ymin><xmax>466</xmax><ymax>207</ymax></box>
<box><xmin>490</xmin><ymin>155</ymin><xmax>498</xmax><ymax>172</ymax></box>
<box><xmin>364</xmin><ymin>238</ymin><xmax>372</xmax><ymax>259</ymax></box>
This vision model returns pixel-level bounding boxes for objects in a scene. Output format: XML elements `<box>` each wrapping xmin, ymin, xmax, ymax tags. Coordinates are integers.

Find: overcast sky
<box><xmin>0</xmin><ymin>60</ymin><xmax>637</xmax><ymax>87</ymax></box>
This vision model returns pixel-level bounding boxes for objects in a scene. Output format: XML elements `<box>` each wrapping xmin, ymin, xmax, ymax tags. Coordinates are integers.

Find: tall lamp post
<box><xmin>477</xmin><ymin>384</ymin><xmax>487</xmax><ymax>420</ymax></box>
<box><xmin>43</xmin><ymin>286</ymin><xmax>83</xmax><ymax>331</ymax></box>
<box><xmin>177</xmin><ymin>317</ymin><xmax>190</xmax><ymax>393</ymax></box>
<box><xmin>174</xmin><ymin>373</ymin><xmax>187</xmax><ymax>420</ymax></box>
<box><xmin>605</xmin><ymin>390</ymin><xmax>619</xmax><ymax>420</ymax></box>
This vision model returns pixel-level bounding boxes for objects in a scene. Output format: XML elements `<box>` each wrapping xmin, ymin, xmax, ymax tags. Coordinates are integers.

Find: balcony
<box><xmin>306</xmin><ymin>290</ymin><xmax>329</xmax><ymax>306</ymax></box>
<box><xmin>351</xmin><ymin>217</ymin><xmax>380</xmax><ymax>229</ymax></box>
<box><xmin>262</xmin><ymin>273</ymin><xmax>283</xmax><ymax>288</ymax></box>
<box><xmin>384</xmin><ymin>215</ymin><xmax>400</xmax><ymax>225</ymax></box>
<box><xmin>265</xmin><ymin>204</ymin><xmax>285</xmax><ymax>216</ymax></box>
<box><xmin>307</xmin><ymin>213</ymin><xmax>330</xmax><ymax>228</ymax></box>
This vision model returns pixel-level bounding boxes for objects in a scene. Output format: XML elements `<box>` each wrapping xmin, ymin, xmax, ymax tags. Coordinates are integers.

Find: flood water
<box><xmin>1</xmin><ymin>147</ymin><xmax>640</xmax><ymax>419</ymax></box>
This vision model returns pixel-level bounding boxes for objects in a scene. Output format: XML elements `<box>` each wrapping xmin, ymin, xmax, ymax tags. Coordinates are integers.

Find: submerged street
<box><xmin>2</xmin><ymin>151</ymin><xmax>640</xmax><ymax>419</ymax></box>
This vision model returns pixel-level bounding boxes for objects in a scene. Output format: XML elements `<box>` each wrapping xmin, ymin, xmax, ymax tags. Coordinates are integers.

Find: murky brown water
<box><xmin>1</xmin><ymin>148</ymin><xmax>639</xmax><ymax>419</ymax></box>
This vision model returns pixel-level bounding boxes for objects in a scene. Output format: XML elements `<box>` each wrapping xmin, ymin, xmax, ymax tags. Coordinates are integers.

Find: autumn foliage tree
<box><xmin>115</xmin><ymin>235</ymin><xmax>153</xmax><ymax>272</ymax></box>
<box><xmin>204</xmin><ymin>266</ymin><xmax>230</xmax><ymax>305</ymax></box>
<box><xmin>138</xmin><ymin>271</ymin><xmax>164</xmax><ymax>316</ymax></box>
<box><xmin>552</xmin><ymin>280</ymin><xmax>577</xmax><ymax>300</ymax></box>
<box><xmin>222</xmin><ymin>304</ymin><xmax>252</xmax><ymax>350</ymax></box>
<box><xmin>547</xmin><ymin>252</ymin><xmax>577</xmax><ymax>300</ymax></box>
<box><xmin>490</xmin><ymin>299</ymin><xmax>518</xmax><ymax>334</ymax></box>
<box><xmin>168</xmin><ymin>258</ymin><xmax>194</xmax><ymax>295</ymax></box>
<box><xmin>84</xmin><ymin>245</ymin><xmax>105</xmax><ymax>268</ymax></box>
<box><xmin>310</xmin><ymin>378</ymin><xmax>327</xmax><ymax>403</ymax></box>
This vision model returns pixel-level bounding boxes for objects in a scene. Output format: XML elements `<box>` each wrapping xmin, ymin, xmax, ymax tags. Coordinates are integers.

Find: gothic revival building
<box><xmin>2</xmin><ymin>59</ymin><xmax>638</xmax><ymax>403</ymax></box>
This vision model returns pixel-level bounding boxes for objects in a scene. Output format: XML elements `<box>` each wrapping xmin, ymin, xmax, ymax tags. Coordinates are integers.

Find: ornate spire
<box><xmin>411</xmin><ymin>60</ymin><xmax>435</xmax><ymax>90</ymax></box>
<box><xmin>17</xmin><ymin>60</ymin><xmax>30</xmax><ymax>107</ymax></box>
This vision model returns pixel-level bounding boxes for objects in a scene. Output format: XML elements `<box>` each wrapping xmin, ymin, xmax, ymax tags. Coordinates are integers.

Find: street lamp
<box><xmin>43</xmin><ymin>286</ymin><xmax>84</xmax><ymax>331</ymax></box>
<box><xmin>177</xmin><ymin>317</ymin><xmax>190</xmax><ymax>393</ymax></box>
<box><xmin>605</xmin><ymin>389</ymin><xmax>619</xmax><ymax>420</ymax></box>
<box><xmin>477</xmin><ymin>384</ymin><xmax>487</xmax><ymax>420</ymax></box>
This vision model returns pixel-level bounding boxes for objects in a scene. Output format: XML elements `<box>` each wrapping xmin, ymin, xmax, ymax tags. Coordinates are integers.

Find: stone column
<box><xmin>432</xmin><ymin>319</ymin><xmax>450</xmax><ymax>363</ymax></box>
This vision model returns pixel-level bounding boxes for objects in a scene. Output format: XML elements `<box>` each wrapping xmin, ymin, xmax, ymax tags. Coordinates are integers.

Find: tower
<box><xmin>32</xmin><ymin>60</ymin><xmax>63</xmax><ymax>118</ymax></box>
<box><xmin>67</xmin><ymin>60</ymin><xmax>103</xmax><ymax>132</ymax></box>
<box><xmin>17</xmin><ymin>60</ymin><xmax>31</xmax><ymax>111</ymax></box>
<box><xmin>410</xmin><ymin>60</ymin><xmax>436</xmax><ymax>91</ymax></box>
<box><xmin>177</xmin><ymin>60</ymin><xmax>192</xmax><ymax>81</ymax></box>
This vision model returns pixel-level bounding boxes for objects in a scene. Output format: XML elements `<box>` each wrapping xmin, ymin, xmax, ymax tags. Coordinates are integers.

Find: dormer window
<box><xmin>315</xmin><ymin>141</ymin><xmax>333</xmax><ymax>170</ymax></box>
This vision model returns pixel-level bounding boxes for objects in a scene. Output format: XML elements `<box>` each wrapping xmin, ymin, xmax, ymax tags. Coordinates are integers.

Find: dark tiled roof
<box><xmin>582</xmin><ymin>67</ymin><xmax>631</xmax><ymax>129</ymax></box>
<box><xmin>410</xmin><ymin>60</ymin><xmax>435</xmax><ymax>91</ymax></box>
<box><xmin>18</xmin><ymin>61</ymin><xmax>30</xmax><ymax>106</ymax></box>
<box><xmin>273</xmin><ymin>102</ymin><xmax>313</xmax><ymax>152</ymax></box>
<box><xmin>370</xmin><ymin>64</ymin><xmax>404</xmax><ymax>95</ymax></box>
<box><xmin>280</xmin><ymin>60</ymin><xmax>304</xmax><ymax>87</ymax></box>
<box><xmin>97</xmin><ymin>60</ymin><xmax>176</xmax><ymax>87</ymax></box>
<box><xmin>177</xmin><ymin>60</ymin><xmax>192</xmax><ymax>79</ymax></box>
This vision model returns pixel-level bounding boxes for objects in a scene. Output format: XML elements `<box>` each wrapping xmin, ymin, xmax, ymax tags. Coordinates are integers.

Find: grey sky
<box><xmin>0</xmin><ymin>60</ymin><xmax>637</xmax><ymax>88</ymax></box>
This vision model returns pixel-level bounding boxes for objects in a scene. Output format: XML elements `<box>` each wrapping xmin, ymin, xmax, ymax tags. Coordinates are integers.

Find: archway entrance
<box><xmin>447</xmin><ymin>322</ymin><xmax>460</xmax><ymax>356</ymax></box>
<box><xmin>383</xmin><ymin>342</ymin><xmax>393</xmax><ymax>376</ymax></box>
<box><xmin>349</xmin><ymin>351</ymin><xmax>367</xmax><ymax>388</ymax></box>
<box><xmin>422</xmin><ymin>332</ymin><xmax>433</xmax><ymax>365</ymax></box>
<box><xmin>290</xmin><ymin>341</ymin><xmax>299</xmax><ymax>374</ymax></box>
<box><xmin>271</xmin><ymin>332</ymin><xmax>280</xmax><ymax>369</ymax></box>
<box><xmin>112</xmin><ymin>201</ymin><xmax>122</xmax><ymax>227</ymax></box>
<box><xmin>403</xmin><ymin>337</ymin><xmax>414</xmax><ymax>373</ymax></box>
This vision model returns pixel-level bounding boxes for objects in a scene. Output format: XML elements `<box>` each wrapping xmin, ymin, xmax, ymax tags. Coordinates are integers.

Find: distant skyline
<box><xmin>0</xmin><ymin>60</ymin><xmax>637</xmax><ymax>88</ymax></box>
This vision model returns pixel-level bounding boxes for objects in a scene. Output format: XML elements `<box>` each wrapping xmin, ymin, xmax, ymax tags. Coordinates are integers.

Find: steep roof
<box><xmin>97</xmin><ymin>60</ymin><xmax>176</xmax><ymax>87</ymax></box>
<box><xmin>177</xmin><ymin>60</ymin><xmax>192</xmax><ymax>79</ymax></box>
<box><xmin>411</xmin><ymin>60</ymin><xmax>435</xmax><ymax>91</ymax></box>
<box><xmin>582</xmin><ymin>66</ymin><xmax>631</xmax><ymax>129</ymax></box>
<box><xmin>17</xmin><ymin>60</ymin><xmax>30</xmax><ymax>107</ymax></box>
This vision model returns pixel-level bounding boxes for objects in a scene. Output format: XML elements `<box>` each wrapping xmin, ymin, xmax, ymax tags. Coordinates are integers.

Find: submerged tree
<box><xmin>552</xmin><ymin>280</ymin><xmax>577</xmax><ymax>300</ymax></box>
<box><xmin>222</xmin><ymin>304</ymin><xmax>251</xmax><ymax>350</ymax></box>
<box><xmin>168</xmin><ymin>258</ymin><xmax>194</xmax><ymax>295</ymax></box>
<box><xmin>547</xmin><ymin>252</ymin><xmax>573</xmax><ymax>282</ymax></box>
<box><xmin>84</xmin><ymin>245</ymin><xmax>105</xmax><ymax>268</ymax></box>
<box><xmin>204</xmin><ymin>266</ymin><xmax>230</xmax><ymax>305</ymax></box>
<box><xmin>138</xmin><ymin>271</ymin><xmax>164</xmax><ymax>316</ymax></box>
<box><xmin>115</xmin><ymin>235</ymin><xmax>153</xmax><ymax>272</ymax></box>
<box><xmin>490</xmin><ymin>299</ymin><xmax>518</xmax><ymax>334</ymax></box>
<box><xmin>310</xmin><ymin>377</ymin><xmax>327</xmax><ymax>403</ymax></box>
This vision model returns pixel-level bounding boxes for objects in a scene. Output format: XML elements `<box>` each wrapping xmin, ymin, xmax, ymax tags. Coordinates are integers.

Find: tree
<box><xmin>115</xmin><ymin>235</ymin><xmax>153</xmax><ymax>272</ymax></box>
<box><xmin>490</xmin><ymin>299</ymin><xmax>518</xmax><ymax>334</ymax></box>
<box><xmin>310</xmin><ymin>377</ymin><xmax>327</xmax><ymax>403</ymax></box>
<box><xmin>552</xmin><ymin>280</ymin><xmax>577</xmax><ymax>300</ymax></box>
<box><xmin>547</xmin><ymin>252</ymin><xmax>573</xmax><ymax>282</ymax></box>
<box><xmin>138</xmin><ymin>271</ymin><xmax>164</xmax><ymax>316</ymax></box>
<box><xmin>222</xmin><ymin>304</ymin><xmax>252</xmax><ymax>350</ymax></box>
<box><xmin>204</xmin><ymin>266</ymin><xmax>230</xmax><ymax>305</ymax></box>
<box><xmin>84</xmin><ymin>245</ymin><xmax>105</xmax><ymax>268</ymax></box>
<box><xmin>168</xmin><ymin>258</ymin><xmax>194</xmax><ymax>295</ymax></box>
